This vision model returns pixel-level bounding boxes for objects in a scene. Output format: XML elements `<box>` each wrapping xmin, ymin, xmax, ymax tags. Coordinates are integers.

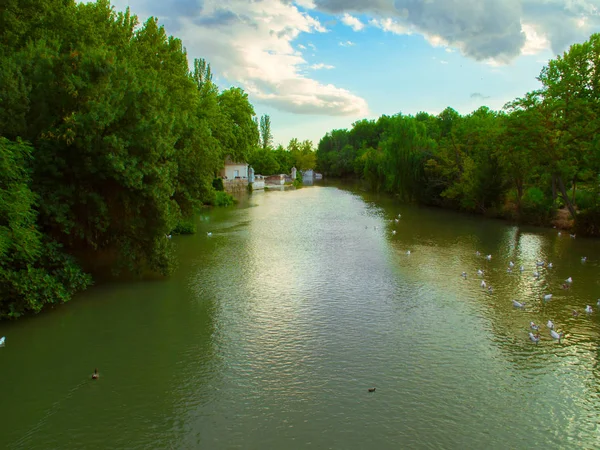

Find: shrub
<box><xmin>214</xmin><ymin>191</ymin><xmax>235</xmax><ymax>207</ymax></box>
<box><xmin>574</xmin><ymin>188</ymin><xmax>597</xmax><ymax>210</ymax></box>
<box><xmin>212</xmin><ymin>178</ymin><xmax>224</xmax><ymax>191</ymax></box>
<box><xmin>172</xmin><ymin>218</ymin><xmax>196</xmax><ymax>235</ymax></box>
<box><xmin>521</xmin><ymin>187</ymin><xmax>554</xmax><ymax>224</ymax></box>
<box><xmin>574</xmin><ymin>207</ymin><xmax>600</xmax><ymax>236</ymax></box>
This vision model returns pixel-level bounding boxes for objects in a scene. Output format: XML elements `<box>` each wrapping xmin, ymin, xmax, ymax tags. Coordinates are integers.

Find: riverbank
<box><xmin>323</xmin><ymin>177</ymin><xmax>584</xmax><ymax>235</ymax></box>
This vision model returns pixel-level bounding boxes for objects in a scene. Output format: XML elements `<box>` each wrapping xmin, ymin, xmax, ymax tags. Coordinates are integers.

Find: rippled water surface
<box><xmin>1</xmin><ymin>184</ymin><xmax>600</xmax><ymax>449</ymax></box>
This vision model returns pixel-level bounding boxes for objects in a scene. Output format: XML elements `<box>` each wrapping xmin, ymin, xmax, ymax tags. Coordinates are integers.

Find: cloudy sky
<box><xmin>109</xmin><ymin>0</ymin><xmax>599</xmax><ymax>147</ymax></box>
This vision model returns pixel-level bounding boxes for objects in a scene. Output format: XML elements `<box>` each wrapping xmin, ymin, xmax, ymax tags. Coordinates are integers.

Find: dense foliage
<box><xmin>316</xmin><ymin>34</ymin><xmax>600</xmax><ymax>232</ymax></box>
<box><xmin>0</xmin><ymin>0</ymin><xmax>263</xmax><ymax>318</ymax></box>
<box><xmin>248</xmin><ymin>131</ymin><xmax>317</xmax><ymax>176</ymax></box>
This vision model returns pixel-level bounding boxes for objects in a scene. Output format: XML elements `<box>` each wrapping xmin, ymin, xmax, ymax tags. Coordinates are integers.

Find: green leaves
<box><xmin>218</xmin><ymin>87</ymin><xmax>259</xmax><ymax>163</ymax></box>
<box><xmin>0</xmin><ymin>0</ymin><xmax>264</xmax><ymax>317</ymax></box>
<box><xmin>0</xmin><ymin>138</ymin><xmax>92</xmax><ymax>318</ymax></box>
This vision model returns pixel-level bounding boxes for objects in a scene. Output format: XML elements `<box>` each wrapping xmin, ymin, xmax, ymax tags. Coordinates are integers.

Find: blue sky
<box><xmin>109</xmin><ymin>0</ymin><xmax>598</xmax><ymax>147</ymax></box>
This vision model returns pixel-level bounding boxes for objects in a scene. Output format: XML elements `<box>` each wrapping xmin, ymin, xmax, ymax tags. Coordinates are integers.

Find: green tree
<box><xmin>0</xmin><ymin>138</ymin><xmax>91</xmax><ymax>318</ymax></box>
<box><xmin>259</xmin><ymin>114</ymin><xmax>273</xmax><ymax>150</ymax></box>
<box><xmin>218</xmin><ymin>87</ymin><xmax>260</xmax><ymax>163</ymax></box>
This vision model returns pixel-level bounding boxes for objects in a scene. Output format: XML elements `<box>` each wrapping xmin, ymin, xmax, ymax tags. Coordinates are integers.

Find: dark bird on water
<box><xmin>92</xmin><ymin>368</ymin><xmax>99</xmax><ymax>380</ymax></box>
<box><xmin>368</xmin><ymin>387</ymin><xmax>376</xmax><ymax>392</ymax></box>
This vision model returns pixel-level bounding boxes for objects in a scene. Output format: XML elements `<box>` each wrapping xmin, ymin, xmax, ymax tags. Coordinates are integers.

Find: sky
<box><xmin>108</xmin><ymin>0</ymin><xmax>600</xmax><ymax>147</ymax></box>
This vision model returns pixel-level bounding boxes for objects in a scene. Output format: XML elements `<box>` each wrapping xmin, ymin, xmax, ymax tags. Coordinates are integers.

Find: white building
<box><xmin>220</xmin><ymin>158</ymin><xmax>249</xmax><ymax>180</ymax></box>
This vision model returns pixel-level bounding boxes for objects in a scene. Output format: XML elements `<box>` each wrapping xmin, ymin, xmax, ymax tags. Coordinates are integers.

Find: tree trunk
<box><xmin>556</xmin><ymin>174</ymin><xmax>577</xmax><ymax>218</ymax></box>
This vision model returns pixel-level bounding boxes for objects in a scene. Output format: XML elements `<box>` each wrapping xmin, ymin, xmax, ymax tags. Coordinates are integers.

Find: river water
<box><xmin>1</xmin><ymin>183</ymin><xmax>599</xmax><ymax>449</ymax></box>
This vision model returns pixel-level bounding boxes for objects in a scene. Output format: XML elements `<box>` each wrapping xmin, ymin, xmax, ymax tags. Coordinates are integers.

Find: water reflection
<box><xmin>2</xmin><ymin>183</ymin><xmax>600</xmax><ymax>449</ymax></box>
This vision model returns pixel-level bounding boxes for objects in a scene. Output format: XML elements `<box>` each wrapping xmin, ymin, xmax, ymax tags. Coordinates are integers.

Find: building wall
<box><xmin>220</xmin><ymin>163</ymin><xmax>248</xmax><ymax>180</ymax></box>
<box><xmin>223</xmin><ymin>178</ymin><xmax>248</xmax><ymax>194</ymax></box>
<box><xmin>252</xmin><ymin>175</ymin><xmax>265</xmax><ymax>190</ymax></box>
<box><xmin>265</xmin><ymin>174</ymin><xmax>285</xmax><ymax>185</ymax></box>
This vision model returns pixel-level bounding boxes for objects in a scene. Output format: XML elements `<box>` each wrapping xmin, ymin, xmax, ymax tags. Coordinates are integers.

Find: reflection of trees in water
<box><xmin>463</xmin><ymin>226</ymin><xmax>600</xmax><ymax>429</ymax></box>
<box><xmin>347</xmin><ymin>192</ymin><xmax>600</xmax><ymax>411</ymax></box>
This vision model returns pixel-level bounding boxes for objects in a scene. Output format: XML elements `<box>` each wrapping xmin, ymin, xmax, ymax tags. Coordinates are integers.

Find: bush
<box><xmin>214</xmin><ymin>191</ymin><xmax>235</xmax><ymax>207</ymax></box>
<box><xmin>172</xmin><ymin>217</ymin><xmax>196</xmax><ymax>235</ymax></box>
<box><xmin>574</xmin><ymin>207</ymin><xmax>600</xmax><ymax>236</ymax></box>
<box><xmin>574</xmin><ymin>188</ymin><xmax>597</xmax><ymax>210</ymax></box>
<box><xmin>212</xmin><ymin>178</ymin><xmax>224</xmax><ymax>191</ymax></box>
<box><xmin>293</xmin><ymin>169</ymin><xmax>303</xmax><ymax>188</ymax></box>
<box><xmin>521</xmin><ymin>187</ymin><xmax>554</xmax><ymax>224</ymax></box>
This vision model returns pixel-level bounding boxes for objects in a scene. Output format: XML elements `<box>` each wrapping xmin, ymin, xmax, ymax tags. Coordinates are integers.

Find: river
<box><xmin>1</xmin><ymin>183</ymin><xmax>599</xmax><ymax>449</ymax></box>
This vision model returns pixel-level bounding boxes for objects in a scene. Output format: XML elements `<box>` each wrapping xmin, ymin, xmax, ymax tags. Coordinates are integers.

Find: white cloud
<box><xmin>425</xmin><ymin>34</ymin><xmax>450</xmax><ymax>48</ymax></box>
<box><xmin>294</xmin><ymin>0</ymin><xmax>316</xmax><ymax>9</ymax></box>
<box><xmin>118</xmin><ymin>0</ymin><xmax>369</xmax><ymax>117</ymax></box>
<box><xmin>341</xmin><ymin>13</ymin><xmax>365</xmax><ymax>31</ymax></box>
<box><xmin>309</xmin><ymin>63</ymin><xmax>335</xmax><ymax>69</ymax></box>
<box><xmin>369</xmin><ymin>18</ymin><xmax>411</xmax><ymax>35</ymax></box>
<box><xmin>339</xmin><ymin>40</ymin><xmax>355</xmax><ymax>46</ymax></box>
<box><xmin>520</xmin><ymin>22</ymin><xmax>550</xmax><ymax>55</ymax></box>
<box><xmin>313</xmin><ymin>0</ymin><xmax>600</xmax><ymax>62</ymax></box>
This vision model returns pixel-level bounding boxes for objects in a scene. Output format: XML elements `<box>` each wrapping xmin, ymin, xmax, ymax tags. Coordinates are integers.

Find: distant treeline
<box><xmin>316</xmin><ymin>34</ymin><xmax>600</xmax><ymax>236</ymax></box>
<box><xmin>0</xmin><ymin>0</ymin><xmax>268</xmax><ymax>318</ymax></box>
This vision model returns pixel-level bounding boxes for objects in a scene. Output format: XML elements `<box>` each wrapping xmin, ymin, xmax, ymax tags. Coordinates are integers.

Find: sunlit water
<box><xmin>1</xmin><ymin>184</ymin><xmax>600</xmax><ymax>449</ymax></box>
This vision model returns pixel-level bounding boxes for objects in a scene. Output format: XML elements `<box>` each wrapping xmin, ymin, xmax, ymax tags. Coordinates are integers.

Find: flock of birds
<box><xmin>461</xmin><ymin>238</ymin><xmax>597</xmax><ymax>345</ymax></box>
<box><xmin>181</xmin><ymin>211</ymin><xmax>596</xmax><ymax>348</ymax></box>
<box><xmin>380</xmin><ymin>213</ymin><xmax>597</xmax><ymax>345</ymax></box>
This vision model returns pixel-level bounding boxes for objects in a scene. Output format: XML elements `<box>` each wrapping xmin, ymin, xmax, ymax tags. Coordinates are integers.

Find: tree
<box><xmin>537</xmin><ymin>33</ymin><xmax>600</xmax><ymax>217</ymax></box>
<box><xmin>500</xmin><ymin>93</ymin><xmax>548</xmax><ymax>216</ymax></box>
<box><xmin>248</xmin><ymin>147</ymin><xmax>279</xmax><ymax>175</ymax></box>
<box><xmin>218</xmin><ymin>87</ymin><xmax>260</xmax><ymax>163</ymax></box>
<box><xmin>0</xmin><ymin>138</ymin><xmax>91</xmax><ymax>318</ymax></box>
<box><xmin>259</xmin><ymin>114</ymin><xmax>273</xmax><ymax>150</ymax></box>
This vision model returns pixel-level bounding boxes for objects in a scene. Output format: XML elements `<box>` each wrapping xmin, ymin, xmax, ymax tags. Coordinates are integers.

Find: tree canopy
<box><xmin>317</xmin><ymin>33</ymin><xmax>600</xmax><ymax>232</ymax></box>
<box><xmin>0</xmin><ymin>0</ymin><xmax>260</xmax><ymax>318</ymax></box>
